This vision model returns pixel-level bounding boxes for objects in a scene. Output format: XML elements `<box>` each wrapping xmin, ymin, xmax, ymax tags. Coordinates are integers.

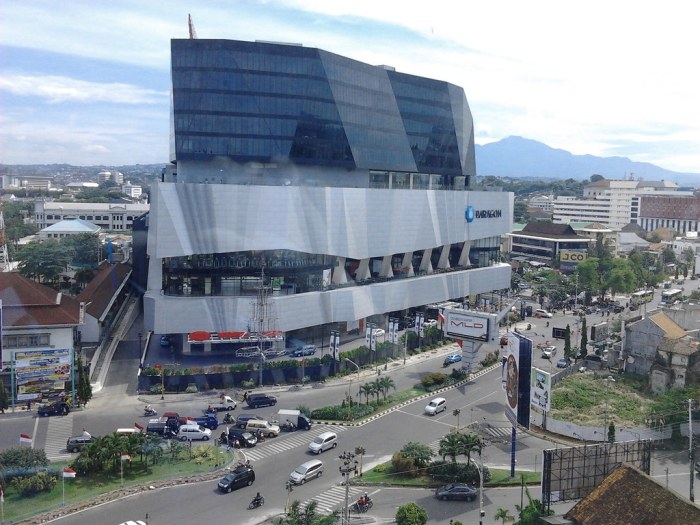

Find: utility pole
<box><xmin>689</xmin><ymin>398</ymin><xmax>695</xmax><ymax>502</ymax></box>
<box><xmin>339</xmin><ymin>451</ymin><xmax>358</xmax><ymax>525</ymax></box>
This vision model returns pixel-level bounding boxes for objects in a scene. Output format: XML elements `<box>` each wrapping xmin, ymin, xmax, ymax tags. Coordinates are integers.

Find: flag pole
<box><xmin>62</xmin><ymin>474</ymin><xmax>65</xmax><ymax>507</ymax></box>
<box><xmin>120</xmin><ymin>459</ymin><xmax>123</xmax><ymax>488</ymax></box>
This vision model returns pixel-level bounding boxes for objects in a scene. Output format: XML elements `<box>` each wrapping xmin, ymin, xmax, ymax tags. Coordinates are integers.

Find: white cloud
<box><xmin>83</xmin><ymin>144</ymin><xmax>111</xmax><ymax>154</ymax></box>
<box><xmin>0</xmin><ymin>74</ymin><xmax>167</xmax><ymax>104</ymax></box>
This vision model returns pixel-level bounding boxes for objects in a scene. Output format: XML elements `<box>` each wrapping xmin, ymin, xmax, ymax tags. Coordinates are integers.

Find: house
<box><xmin>76</xmin><ymin>261</ymin><xmax>132</xmax><ymax>344</ymax></box>
<box><xmin>38</xmin><ymin>217</ymin><xmax>101</xmax><ymax>241</ymax></box>
<box><xmin>619</xmin><ymin>311</ymin><xmax>687</xmax><ymax>377</ymax></box>
<box><xmin>560</xmin><ymin>463</ymin><xmax>700</xmax><ymax>525</ymax></box>
<box><xmin>651</xmin><ymin>336</ymin><xmax>700</xmax><ymax>393</ymax></box>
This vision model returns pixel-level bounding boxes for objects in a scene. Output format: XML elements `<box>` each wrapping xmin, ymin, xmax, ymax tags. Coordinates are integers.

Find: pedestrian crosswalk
<box><xmin>242</xmin><ymin>424</ymin><xmax>349</xmax><ymax>462</ymax></box>
<box><xmin>45</xmin><ymin>414</ymin><xmax>74</xmax><ymax>460</ymax></box>
<box><xmin>303</xmin><ymin>484</ymin><xmax>368</xmax><ymax>514</ymax></box>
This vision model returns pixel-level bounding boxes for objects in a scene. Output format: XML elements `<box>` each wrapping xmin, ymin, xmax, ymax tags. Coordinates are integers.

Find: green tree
<box><xmin>576</xmin><ymin>259</ymin><xmax>601</xmax><ymax>299</ymax></box>
<box><xmin>580</xmin><ymin>317</ymin><xmax>588</xmax><ymax>358</ymax></box>
<box><xmin>438</xmin><ymin>432</ymin><xmax>463</xmax><ymax>463</ymax></box>
<box><xmin>515</xmin><ymin>486</ymin><xmax>552</xmax><ymax>524</ymax></box>
<box><xmin>0</xmin><ymin>378</ymin><xmax>9</xmax><ymax>413</ymax></box>
<box><xmin>607</xmin><ymin>422</ymin><xmax>616</xmax><ymax>443</ymax></box>
<box><xmin>563</xmin><ymin>325</ymin><xmax>571</xmax><ymax>358</ymax></box>
<box><xmin>16</xmin><ymin>239</ymin><xmax>73</xmax><ymax>284</ymax></box>
<box><xmin>64</xmin><ymin>233</ymin><xmax>100</xmax><ymax>266</ymax></box>
<box><xmin>604</xmin><ymin>259</ymin><xmax>637</xmax><ymax>296</ymax></box>
<box><xmin>76</xmin><ymin>356</ymin><xmax>93</xmax><ymax>407</ymax></box>
<box><xmin>359</xmin><ymin>383</ymin><xmax>374</xmax><ymax>404</ymax></box>
<box><xmin>395</xmin><ymin>502</ymin><xmax>428</xmax><ymax>525</ymax></box>
<box><xmin>399</xmin><ymin>442</ymin><xmax>433</xmax><ymax>468</ymax></box>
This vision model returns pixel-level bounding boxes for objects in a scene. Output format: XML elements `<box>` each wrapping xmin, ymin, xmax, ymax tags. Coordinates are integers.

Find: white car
<box><xmin>373</xmin><ymin>329</ymin><xmax>385</xmax><ymax>338</ymax></box>
<box><xmin>425</xmin><ymin>397</ymin><xmax>447</xmax><ymax>415</ymax></box>
<box><xmin>541</xmin><ymin>346</ymin><xmax>556</xmax><ymax>359</ymax></box>
<box><xmin>423</xmin><ymin>319</ymin><xmax>439</xmax><ymax>328</ymax></box>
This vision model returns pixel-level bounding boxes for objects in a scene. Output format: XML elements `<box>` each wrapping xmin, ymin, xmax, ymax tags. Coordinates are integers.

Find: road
<box><xmin>6</xmin><ymin>290</ymin><xmax>696</xmax><ymax>524</ymax></box>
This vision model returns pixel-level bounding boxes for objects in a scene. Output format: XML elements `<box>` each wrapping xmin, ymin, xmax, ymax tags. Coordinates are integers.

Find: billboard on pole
<box><xmin>444</xmin><ymin>309</ymin><xmax>492</xmax><ymax>341</ymax></box>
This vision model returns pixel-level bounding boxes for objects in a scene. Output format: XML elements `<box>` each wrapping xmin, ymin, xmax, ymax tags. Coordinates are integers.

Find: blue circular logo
<box><xmin>465</xmin><ymin>205</ymin><xmax>475</xmax><ymax>223</ymax></box>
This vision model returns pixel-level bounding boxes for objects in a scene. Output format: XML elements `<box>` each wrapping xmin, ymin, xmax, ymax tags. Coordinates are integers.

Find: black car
<box><xmin>435</xmin><ymin>483</ymin><xmax>478</xmax><ymax>501</ymax></box>
<box><xmin>235</xmin><ymin>414</ymin><xmax>265</xmax><ymax>429</ymax></box>
<box><xmin>221</xmin><ymin>428</ymin><xmax>258</xmax><ymax>447</ymax></box>
<box><xmin>245</xmin><ymin>393</ymin><xmax>277</xmax><ymax>408</ymax></box>
<box><xmin>66</xmin><ymin>435</ymin><xmax>92</xmax><ymax>453</ymax></box>
<box><xmin>38</xmin><ymin>401</ymin><xmax>70</xmax><ymax>417</ymax></box>
<box><xmin>612</xmin><ymin>305</ymin><xmax>624</xmax><ymax>313</ymax></box>
<box><xmin>217</xmin><ymin>464</ymin><xmax>255</xmax><ymax>493</ymax></box>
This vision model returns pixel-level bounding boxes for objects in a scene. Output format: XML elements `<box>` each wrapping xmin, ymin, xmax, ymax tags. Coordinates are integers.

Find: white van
<box><xmin>535</xmin><ymin>309</ymin><xmax>553</xmax><ymax>318</ymax></box>
<box><xmin>177</xmin><ymin>424</ymin><xmax>212</xmax><ymax>441</ymax></box>
<box><xmin>308</xmin><ymin>431</ymin><xmax>338</xmax><ymax>454</ymax></box>
<box><xmin>245</xmin><ymin>419</ymin><xmax>280</xmax><ymax>437</ymax></box>
<box><xmin>289</xmin><ymin>459</ymin><xmax>324</xmax><ymax>485</ymax></box>
<box><xmin>425</xmin><ymin>397</ymin><xmax>447</xmax><ymax>415</ymax></box>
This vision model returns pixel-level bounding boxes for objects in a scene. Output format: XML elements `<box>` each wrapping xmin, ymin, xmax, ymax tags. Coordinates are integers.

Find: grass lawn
<box><xmin>3</xmin><ymin>445</ymin><xmax>232</xmax><ymax>523</ymax></box>
<box><xmin>354</xmin><ymin>460</ymin><xmax>541</xmax><ymax>487</ymax></box>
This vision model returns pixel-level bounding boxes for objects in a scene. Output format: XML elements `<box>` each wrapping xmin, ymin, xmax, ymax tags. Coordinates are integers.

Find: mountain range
<box><xmin>475</xmin><ymin>136</ymin><xmax>699</xmax><ymax>186</ymax></box>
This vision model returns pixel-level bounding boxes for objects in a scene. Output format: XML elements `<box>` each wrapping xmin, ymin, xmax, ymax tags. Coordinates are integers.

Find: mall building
<box><xmin>142</xmin><ymin>38</ymin><xmax>512</xmax><ymax>350</ymax></box>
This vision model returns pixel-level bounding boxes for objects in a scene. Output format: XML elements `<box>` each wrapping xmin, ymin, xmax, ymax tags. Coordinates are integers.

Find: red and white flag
<box><xmin>62</xmin><ymin>467</ymin><xmax>76</xmax><ymax>478</ymax></box>
<box><xmin>19</xmin><ymin>433</ymin><xmax>32</xmax><ymax>444</ymax></box>
<box><xmin>134</xmin><ymin>422</ymin><xmax>144</xmax><ymax>431</ymax></box>
<box><xmin>121</xmin><ymin>452</ymin><xmax>131</xmax><ymax>462</ymax></box>
<box><xmin>1</xmin><ymin>487</ymin><xmax>4</xmax><ymax>503</ymax></box>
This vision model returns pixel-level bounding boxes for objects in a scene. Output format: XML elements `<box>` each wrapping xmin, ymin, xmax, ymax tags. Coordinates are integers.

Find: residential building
<box><xmin>528</xmin><ymin>194</ymin><xmax>555</xmax><ymax>212</ymax></box>
<box><xmin>34</xmin><ymin>201</ymin><xmax>149</xmax><ymax>232</ymax></box>
<box><xmin>142</xmin><ymin>38</ymin><xmax>512</xmax><ymax>348</ymax></box>
<box><xmin>121</xmin><ymin>182</ymin><xmax>143</xmax><ymax>199</ymax></box>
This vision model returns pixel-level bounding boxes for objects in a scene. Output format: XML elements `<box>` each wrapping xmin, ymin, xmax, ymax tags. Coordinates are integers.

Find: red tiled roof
<box><xmin>0</xmin><ymin>272</ymin><xmax>80</xmax><ymax>327</ymax></box>
<box><xmin>565</xmin><ymin>463</ymin><xmax>700</xmax><ymax>525</ymax></box>
<box><xmin>77</xmin><ymin>261</ymin><xmax>131</xmax><ymax>319</ymax></box>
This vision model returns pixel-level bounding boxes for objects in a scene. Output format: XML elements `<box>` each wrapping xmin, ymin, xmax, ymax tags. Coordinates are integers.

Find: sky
<box><xmin>1</xmin><ymin>0</ymin><xmax>699</xmax><ymax>174</ymax></box>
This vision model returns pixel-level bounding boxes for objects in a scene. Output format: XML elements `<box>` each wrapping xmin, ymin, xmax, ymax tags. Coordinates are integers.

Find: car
<box><xmin>541</xmin><ymin>346</ymin><xmax>556</xmax><ymax>359</ymax></box>
<box><xmin>38</xmin><ymin>401</ymin><xmax>70</xmax><ymax>417</ymax></box>
<box><xmin>612</xmin><ymin>305</ymin><xmax>624</xmax><ymax>313</ymax></box>
<box><xmin>245</xmin><ymin>393</ymin><xmax>277</xmax><ymax>408</ymax></box>
<box><xmin>535</xmin><ymin>309</ymin><xmax>553</xmax><ymax>318</ymax></box>
<box><xmin>423</xmin><ymin>319</ymin><xmax>439</xmax><ymax>328</ymax></box>
<box><xmin>235</xmin><ymin>414</ymin><xmax>265</xmax><ymax>428</ymax></box>
<box><xmin>435</xmin><ymin>482</ymin><xmax>477</xmax><ymax>501</ymax></box>
<box><xmin>159</xmin><ymin>335</ymin><xmax>171</xmax><ymax>347</ymax></box>
<box><xmin>217</xmin><ymin>464</ymin><xmax>255</xmax><ymax>492</ymax></box>
<box><xmin>187</xmin><ymin>415</ymin><xmax>220</xmax><ymax>430</ymax></box>
<box><xmin>373</xmin><ymin>329</ymin><xmax>385</xmax><ymax>338</ymax></box>
<box><xmin>308</xmin><ymin>431</ymin><xmax>338</xmax><ymax>454</ymax></box>
<box><xmin>443</xmin><ymin>353</ymin><xmax>462</xmax><ymax>366</ymax></box>
<box><xmin>66</xmin><ymin>435</ymin><xmax>92</xmax><ymax>453</ymax></box>
<box><xmin>556</xmin><ymin>358</ymin><xmax>570</xmax><ymax>369</ymax></box>
<box><xmin>425</xmin><ymin>397</ymin><xmax>447</xmax><ymax>416</ymax></box>
<box><xmin>289</xmin><ymin>459</ymin><xmax>324</xmax><ymax>485</ymax></box>
<box><xmin>291</xmin><ymin>345</ymin><xmax>317</xmax><ymax>357</ymax></box>
<box><xmin>177</xmin><ymin>424</ymin><xmax>212</xmax><ymax>441</ymax></box>
<box><xmin>221</xmin><ymin>428</ymin><xmax>258</xmax><ymax>447</ymax></box>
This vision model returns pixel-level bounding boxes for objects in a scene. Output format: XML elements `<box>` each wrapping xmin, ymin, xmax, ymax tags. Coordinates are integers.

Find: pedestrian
<box><xmin>26</xmin><ymin>400</ymin><xmax>31</xmax><ymax>411</ymax></box>
<box><xmin>234</xmin><ymin>439</ymin><xmax>240</xmax><ymax>449</ymax></box>
<box><xmin>243</xmin><ymin>391</ymin><xmax>248</xmax><ymax>402</ymax></box>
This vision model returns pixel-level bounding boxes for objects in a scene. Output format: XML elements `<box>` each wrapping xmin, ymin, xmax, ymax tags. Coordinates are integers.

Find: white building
<box><xmin>121</xmin><ymin>182</ymin><xmax>142</xmax><ymax>199</ymax></box>
<box><xmin>38</xmin><ymin>217</ymin><xmax>101</xmax><ymax>240</ymax></box>
<box><xmin>34</xmin><ymin>201</ymin><xmax>149</xmax><ymax>232</ymax></box>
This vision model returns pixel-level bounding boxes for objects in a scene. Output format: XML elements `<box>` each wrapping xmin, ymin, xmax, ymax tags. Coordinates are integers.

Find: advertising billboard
<box><xmin>444</xmin><ymin>309</ymin><xmax>491</xmax><ymax>341</ymax></box>
<box><xmin>503</xmin><ymin>332</ymin><xmax>532</xmax><ymax>429</ymax></box>
<box><xmin>12</xmin><ymin>349</ymin><xmax>73</xmax><ymax>399</ymax></box>
<box><xmin>530</xmin><ymin>368</ymin><xmax>551</xmax><ymax>412</ymax></box>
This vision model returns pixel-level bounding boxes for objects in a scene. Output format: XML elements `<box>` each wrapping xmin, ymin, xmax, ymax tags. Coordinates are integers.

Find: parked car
<box><xmin>38</xmin><ymin>401</ymin><xmax>70</xmax><ymax>417</ymax></box>
<box><xmin>556</xmin><ymin>358</ymin><xmax>570</xmax><ymax>369</ymax></box>
<box><xmin>245</xmin><ymin>393</ymin><xmax>277</xmax><ymax>408</ymax></box>
<box><xmin>308</xmin><ymin>431</ymin><xmax>338</xmax><ymax>454</ymax></box>
<box><xmin>291</xmin><ymin>345</ymin><xmax>317</xmax><ymax>357</ymax></box>
<box><xmin>217</xmin><ymin>464</ymin><xmax>255</xmax><ymax>492</ymax></box>
<box><xmin>66</xmin><ymin>435</ymin><xmax>92</xmax><ymax>453</ymax></box>
<box><xmin>373</xmin><ymin>329</ymin><xmax>385</xmax><ymax>338</ymax></box>
<box><xmin>435</xmin><ymin>483</ymin><xmax>478</xmax><ymax>501</ymax></box>
<box><xmin>425</xmin><ymin>397</ymin><xmax>447</xmax><ymax>416</ymax></box>
<box><xmin>443</xmin><ymin>354</ymin><xmax>462</xmax><ymax>366</ymax></box>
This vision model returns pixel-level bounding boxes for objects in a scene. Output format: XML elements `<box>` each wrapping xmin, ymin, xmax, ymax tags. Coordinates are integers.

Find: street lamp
<box><xmin>603</xmin><ymin>376</ymin><xmax>616</xmax><ymax>442</ymax></box>
<box><xmin>453</xmin><ymin>408</ymin><xmax>461</xmax><ymax>431</ymax></box>
<box><xmin>138</xmin><ymin>332</ymin><xmax>142</xmax><ymax>352</ymax></box>
<box><xmin>468</xmin><ymin>454</ymin><xmax>485</xmax><ymax>525</ymax></box>
<box><xmin>344</xmin><ymin>358</ymin><xmax>360</xmax><ymax>421</ymax></box>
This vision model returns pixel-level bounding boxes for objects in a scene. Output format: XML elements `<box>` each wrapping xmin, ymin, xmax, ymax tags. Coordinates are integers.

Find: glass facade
<box><xmin>171</xmin><ymin>39</ymin><xmax>474</xmax><ymax>184</ymax></box>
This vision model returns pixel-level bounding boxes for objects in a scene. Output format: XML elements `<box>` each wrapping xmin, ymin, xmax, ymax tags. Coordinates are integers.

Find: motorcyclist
<box><xmin>253</xmin><ymin>492</ymin><xmax>263</xmax><ymax>505</ymax></box>
<box><xmin>357</xmin><ymin>494</ymin><xmax>366</xmax><ymax>507</ymax></box>
<box><xmin>207</xmin><ymin>405</ymin><xmax>214</xmax><ymax>414</ymax></box>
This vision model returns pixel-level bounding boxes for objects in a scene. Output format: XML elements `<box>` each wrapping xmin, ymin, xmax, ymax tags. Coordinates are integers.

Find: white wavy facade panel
<box><xmin>147</xmin><ymin>183</ymin><xmax>512</xmax><ymax>260</ymax></box>
<box><xmin>145</xmin><ymin>264</ymin><xmax>511</xmax><ymax>334</ymax></box>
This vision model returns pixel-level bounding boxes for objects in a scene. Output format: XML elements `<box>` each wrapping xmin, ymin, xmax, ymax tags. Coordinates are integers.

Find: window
<box><xmin>3</xmin><ymin>333</ymin><xmax>51</xmax><ymax>349</ymax></box>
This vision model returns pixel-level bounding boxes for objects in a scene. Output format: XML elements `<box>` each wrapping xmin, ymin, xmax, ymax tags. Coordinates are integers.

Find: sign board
<box><xmin>530</xmin><ymin>368</ymin><xmax>551</xmax><ymax>412</ymax></box>
<box><xmin>12</xmin><ymin>348</ymin><xmax>73</xmax><ymax>399</ymax></box>
<box><xmin>559</xmin><ymin>250</ymin><xmax>588</xmax><ymax>263</ymax></box>
<box><xmin>552</xmin><ymin>327</ymin><xmax>567</xmax><ymax>340</ymax></box>
<box><xmin>444</xmin><ymin>309</ymin><xmax>490</xmax><ymax>341</ymax></box>
<box><xmin>503</xmin><ymin>332</ymin><xmax>532</xmax><ymax>429</ymax></box>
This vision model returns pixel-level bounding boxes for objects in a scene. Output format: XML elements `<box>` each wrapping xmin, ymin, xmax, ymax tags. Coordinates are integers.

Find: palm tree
<box><xmin>494</xmin><ymin>507</ymin><xmax>514</xmax><ymax>523</ymax></box>
<box><xmin>359</xmin><ymin>383</ymin><xmax>374</xmax><ymax>404</ymax></box>
<box><xmin>377</xmin><ymin>376</ymin><xmax>396</xmax><ymax>401</ymax></box>
<box><xmin>461</xmin><ymin>433</ymin><xmax>483</xmax><ymax>465</ymax></box>
<box><xmin>371</xmin><ymin>379</ymin><xmax>382</xmax><ymax>403</ymax></box>
<box><xmin>438</xmin><ymin>433</ymin><xmax>462</xmax><ymax>463</ymax></box>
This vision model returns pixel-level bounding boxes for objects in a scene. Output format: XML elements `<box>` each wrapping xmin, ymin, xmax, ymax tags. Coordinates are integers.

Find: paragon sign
<box><xmin>465</xmin><ymin>205</ymin><xmax>503</xmax><ymax>222</ymax></box>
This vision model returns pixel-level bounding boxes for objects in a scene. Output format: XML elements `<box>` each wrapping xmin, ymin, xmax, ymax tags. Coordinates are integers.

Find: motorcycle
<box><xmin>351</xmin><ymin>498</ymin><xmax>373</xmax><ymax>513</ymax></box>
<box><xmin>281</xmin><ymin>421</ymin><xmax>297</xmax><ymax>432</ymax></box>
<box><xmin>248</xmin><ymin>495</ymin><xmax>264</xmax><ymax>509</ymax></box>
<box><xmin>144</xmin><ymin>405</ymin><xmax>157</xmax><ymax>417</ymax></box>
<box><xmin>223</xmin><ymin>413</ymin><xmax>235</xmax><ymax>425</ymax></box>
